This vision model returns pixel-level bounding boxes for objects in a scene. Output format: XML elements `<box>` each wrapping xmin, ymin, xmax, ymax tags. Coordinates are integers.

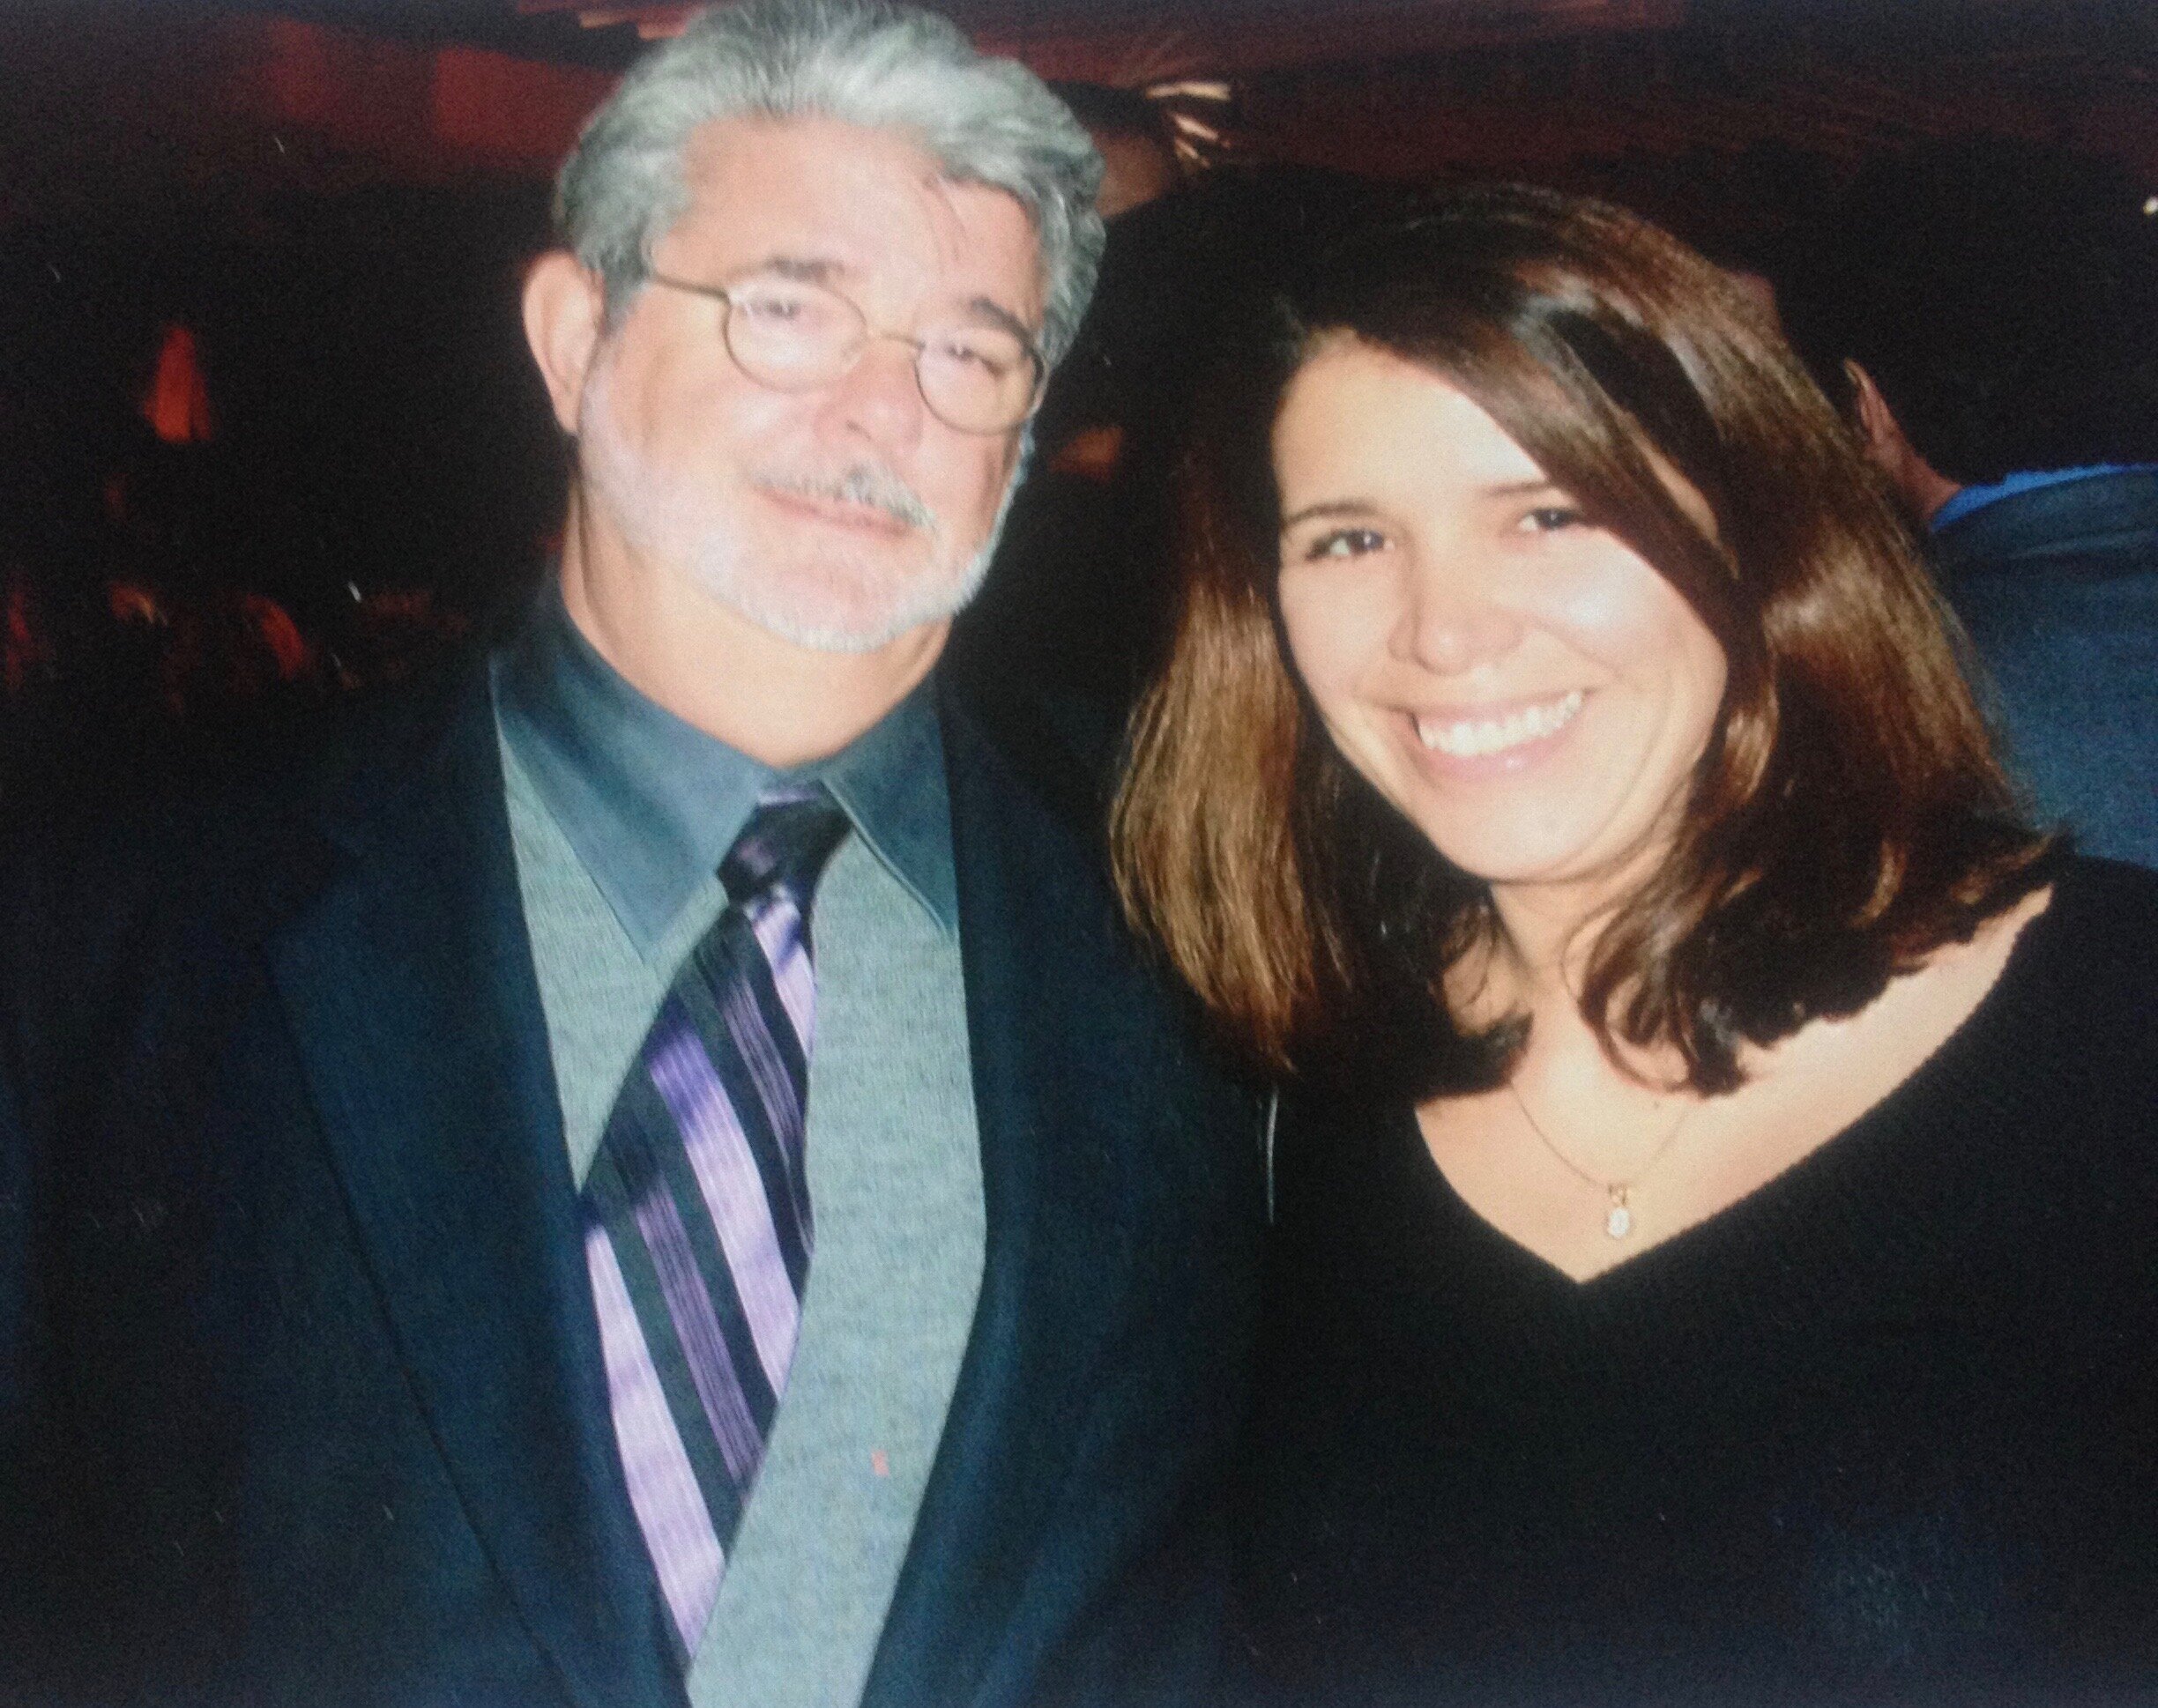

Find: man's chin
<box><xmin>746</xmin><ymin>607</ymin><xmax>939</xmax><ymax>657</ymax></box>
<box><xmin>709</xmin><ymin>565</ymin><xmax>981</xmax><ymax>657</ymax></box>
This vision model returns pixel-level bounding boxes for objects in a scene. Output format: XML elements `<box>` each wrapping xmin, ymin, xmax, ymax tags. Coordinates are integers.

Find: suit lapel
<box><xmin>267</xmin><ymin>665</ymin><xmax>681</xmax><ymax>1708</ymax></box>
<box><xmin>863</xmin><ymin>694</ymin><xmax>1150</xmax><ymax>1707</ymax></box>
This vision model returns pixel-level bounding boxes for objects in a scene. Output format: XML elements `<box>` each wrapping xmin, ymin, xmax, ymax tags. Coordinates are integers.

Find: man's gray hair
<box><xmin>554</xmin><ymin>0</ymin><xmax>1105</xmax><ymax>368</ymax></box>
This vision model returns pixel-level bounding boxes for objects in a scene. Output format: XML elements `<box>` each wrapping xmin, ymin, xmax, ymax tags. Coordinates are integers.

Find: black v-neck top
<box><xmin>1224</xmin><ymin>858</ymin><xmax>2158</xmax><ymax>1707</ymax></box>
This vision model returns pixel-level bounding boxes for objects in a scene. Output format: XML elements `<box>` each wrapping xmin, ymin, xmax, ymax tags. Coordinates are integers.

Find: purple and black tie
<box><xmin>580</xmin><ymin>785</ymin><xmax>851</xmax><ymax>1663</ymax></box>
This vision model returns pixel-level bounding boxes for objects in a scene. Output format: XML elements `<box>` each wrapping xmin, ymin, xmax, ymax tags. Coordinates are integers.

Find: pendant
<box><xmin>1604</xmin><ymin>1188</ymin><xmax>1633</xmax><ymax>1240</ymax></box>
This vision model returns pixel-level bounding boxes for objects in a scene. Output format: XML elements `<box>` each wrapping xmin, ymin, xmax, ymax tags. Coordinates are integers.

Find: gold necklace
<box><xmin>1506</xmin><ymin>1078</ymin><xmax>1695</xmax><ymax>1240</ymax></box>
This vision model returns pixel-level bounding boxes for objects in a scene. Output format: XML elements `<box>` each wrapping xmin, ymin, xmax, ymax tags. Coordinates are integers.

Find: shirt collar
<box><xmin>1931</xmin><ymin>464</ymin><xmax>2155</xmax><ymax>533</ymax></box>
<box><xmin>493</xmin><ymin>582</ymin><xmax>957</xmax><ymax>952</ymax></box>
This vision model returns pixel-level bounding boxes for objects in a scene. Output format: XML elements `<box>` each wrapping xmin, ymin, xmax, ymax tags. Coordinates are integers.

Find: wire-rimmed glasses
<box><xmin>645</xmin><ymin>266</ymin><xmax>1046</xmax><ymax>436</ymax></box>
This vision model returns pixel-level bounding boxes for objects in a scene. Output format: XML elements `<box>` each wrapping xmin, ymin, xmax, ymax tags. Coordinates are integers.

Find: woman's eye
<box><xmin>1302</xmin><ymin>528</ymin><xmax>1387</xmax><ymax>561</ymax></box>
<box><xmin>1520</xmin><ymin>505</ymin><xmax>1587</xmax><ymax>533</ymax></box>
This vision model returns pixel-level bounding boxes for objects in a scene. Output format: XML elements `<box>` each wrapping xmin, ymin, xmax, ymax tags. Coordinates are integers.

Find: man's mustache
<box><xmin>753</xmin><ymin>464</ymin><xmax>936</xmax><ymax>534</ymax></box>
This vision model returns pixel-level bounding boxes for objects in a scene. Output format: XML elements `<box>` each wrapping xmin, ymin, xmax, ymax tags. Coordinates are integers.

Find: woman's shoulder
<box><xmin>1936</xmin><ymin>855</ymin><xmax>2158</xmax><ymax>1136</ymax></box>
<box><xmin>2010</xmin><ymin>854</ymin><xmax>2158</xmax><ymax>1011</ymax></box>
<box><xmin>2044</xmin><ymin>851</ymin><xmax>2158</xmax><ymax>917</ymax></box>
<box><xmin>1271</xmin><ymin>1080</ymin><xmax>1428</xmax><ymax>1219</ymax></box>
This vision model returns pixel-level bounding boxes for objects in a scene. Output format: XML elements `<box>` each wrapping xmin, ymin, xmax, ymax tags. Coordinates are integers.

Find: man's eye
<box><xmin>934</xmin><ymin>332</ymin><xmax>1022</xmax><ymax>378</ymax></box>
<box><xmin>1302</xmin><ymin>528</ymin><xmax>1387</xmax><ymax>561</ymax></box>
<box><xmin>737</xmin><ymin>291</ymin><xmax>810</xmax><ymax>323</ymax></box>
<box><xmin>732</xmin><ymin>282</ymin><xmax>845</xmax><ymax>331</ymax></box>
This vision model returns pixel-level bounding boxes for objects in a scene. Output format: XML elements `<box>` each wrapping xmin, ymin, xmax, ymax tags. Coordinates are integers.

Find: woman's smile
<box><xmin>1274</xmin><ymin>338</ymin><xmax>1728</xmax><ymax>906</ymax></box>
<box><xmin>1408</xmin><ymin>687</ymin><xmax>1588</xmax><ymax>761</ymax></box>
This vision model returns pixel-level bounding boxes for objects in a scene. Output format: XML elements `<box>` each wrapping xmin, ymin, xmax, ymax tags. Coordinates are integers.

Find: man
<box><xmin>1785</xmin><ymin>137</ymin><xmax>2158</xmax><ymax>867</ymax></box>
<box><xmin>0</xmin><ymin>5</ymin><xmax>1261</xmax><ymax>1704</ymax></box>
<box><xmin>1841</xmin><ymin>366</ymin><xmax>2158</xmax><ymax>868</ymax></box>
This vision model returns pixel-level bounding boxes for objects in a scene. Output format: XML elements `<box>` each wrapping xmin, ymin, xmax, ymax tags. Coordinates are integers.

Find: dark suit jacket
<box><xmin>0</xmin><ymin>656</ymin><xmax>1262</xmax><ymax>1707</ymax></box>
<box><xmin>1934</xmin><ymin>467</ymin><xmax>2158</xmax><ymax>867</ymax></box>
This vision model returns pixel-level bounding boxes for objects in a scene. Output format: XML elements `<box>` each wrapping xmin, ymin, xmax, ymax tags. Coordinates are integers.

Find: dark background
<box><xmin>2</xmin><ymin>0</ymin><xmax>2153</xmax><ymax>757</ymax></box>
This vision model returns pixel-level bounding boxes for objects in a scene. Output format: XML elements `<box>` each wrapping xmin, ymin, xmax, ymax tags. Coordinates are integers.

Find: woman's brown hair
<box><xmin>1112</xmin><ymin>183</ymin><xmax>2058</xmax><ymax>1098</ymax></box>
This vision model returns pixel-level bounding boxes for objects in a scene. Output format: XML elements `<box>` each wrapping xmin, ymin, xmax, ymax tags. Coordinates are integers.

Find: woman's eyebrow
<box><xmin>1280</xmin><ymin>499</ymin><xmax>1376</xmax><ymax>531</ymax></box>
<box><xmin>1282</xmin><ymin>480</ymin><xmax>1566</xmax><ymax>531</ymax></box>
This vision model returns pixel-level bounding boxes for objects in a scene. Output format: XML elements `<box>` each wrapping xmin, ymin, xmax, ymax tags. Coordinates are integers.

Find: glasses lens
<box><xmin>723</xmin><ymin>275</ymin><xmax>860</xmax><ymax>389</ymax></box>
<box><xmin>712</xmin><ymin>270</ymin><xmax>1041</xmax><ymax>433</ymax></box>
<box><xmin>917</xmin><ymin>326</ymin><xmax>1040</xmax><ymax>434</ymax></box>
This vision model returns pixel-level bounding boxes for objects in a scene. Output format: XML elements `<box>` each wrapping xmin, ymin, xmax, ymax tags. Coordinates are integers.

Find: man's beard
<box><xmin>576</xmin><ymin>353</ymin><xmax>1021</xmax><ymax>655</ymax></box>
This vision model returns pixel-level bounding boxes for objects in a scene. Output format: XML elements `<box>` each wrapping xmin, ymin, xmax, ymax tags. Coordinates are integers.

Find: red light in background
<box><xmin>143</xmin><ymin>323</ymin><xmax>216</xmax><ymax>446</ymax></box>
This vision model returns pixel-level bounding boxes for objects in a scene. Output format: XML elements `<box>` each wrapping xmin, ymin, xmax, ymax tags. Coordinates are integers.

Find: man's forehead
<box><xmin>668</xmin><ymin>115</ymin><xmax>1043</xmax><ymax>319</ymax></box>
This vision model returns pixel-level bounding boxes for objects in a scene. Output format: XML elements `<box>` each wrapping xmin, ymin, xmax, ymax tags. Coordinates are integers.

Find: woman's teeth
<box><xmin>1414</xmin><ymin>689</ymin><xmax>1585</xmax><ymax>757</ymax></box>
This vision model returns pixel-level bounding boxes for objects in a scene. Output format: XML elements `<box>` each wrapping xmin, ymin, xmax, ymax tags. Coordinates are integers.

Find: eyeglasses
<box><xmin>644</xmin><ymin>266</ymin><xmax>1047</xmax><ymax>436</ymax></box>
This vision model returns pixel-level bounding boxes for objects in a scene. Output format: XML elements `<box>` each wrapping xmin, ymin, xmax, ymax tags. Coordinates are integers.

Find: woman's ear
<box><xmin>523</xmin><ymin>250</ymin><xmax>607</xmax><ymax>435</ymax></box>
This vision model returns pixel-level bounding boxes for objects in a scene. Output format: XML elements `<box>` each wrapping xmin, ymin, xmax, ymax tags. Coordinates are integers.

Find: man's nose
<box><xmin>817</xmin><ymin>334</ymin><xmax>926</xmax><ymax>453</ymax></box>
<box><xmin>1394</xmin><ymin>556</ymin><xmax>1526</xmax><ymax>676</ymax></box>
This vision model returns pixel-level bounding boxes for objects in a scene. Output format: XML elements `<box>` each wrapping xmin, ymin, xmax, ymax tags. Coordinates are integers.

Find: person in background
<box><xmin>943</xmin><ymin>77</ymin><xmax>1198</xmax><ymax>765</ymax></box>
<box><xmin>1784</xmin><ymin>137</ymin><xmax>2158</xmax><ymax>867</ymax></box>
<box><xmin>0</xmin><ymin>4</ymin><xmax>1261</xmax><ymax>1704</ymax></box>
<box><xmin>1114</xmin><ymin>183</ymin><xmax>2158</xmax><ymax>1704</ymax></box>
<box><xmin>1050</xmin><ymin>82</ymin><xmax>1187</xmax><ymax>223</ymax></box>
<box><xmin>951</xmin><ymin>154</ymin><xmax>1381</xmax><ymax>763</ymax></box>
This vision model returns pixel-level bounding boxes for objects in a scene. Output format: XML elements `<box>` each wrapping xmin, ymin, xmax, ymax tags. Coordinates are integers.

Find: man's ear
<box><xmin>1843</xmin><ymin>360</ymin><xmax>1901</xmax><ymax>461</ymax></box>
<box><xmin>523</xmin><ymin>250</ymin><xmax>607</xmax><ymax>435</ymax></box>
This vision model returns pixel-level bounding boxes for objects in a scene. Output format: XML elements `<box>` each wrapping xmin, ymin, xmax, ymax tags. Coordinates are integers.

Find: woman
<box><xmin>1113</xmin><ymin>186</ymin><xmax>2158</xmax><ymax>1704</ymax></box>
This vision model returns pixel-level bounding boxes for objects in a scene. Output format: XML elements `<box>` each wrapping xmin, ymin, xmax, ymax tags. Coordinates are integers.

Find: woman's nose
<box><xmin>1393</xmin><ymin>555</ymin><xmax>1526</xmax><ymax>676</ymax></box>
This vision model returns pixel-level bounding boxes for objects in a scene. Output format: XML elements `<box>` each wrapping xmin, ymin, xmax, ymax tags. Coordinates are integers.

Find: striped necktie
<box><xmin>580</xmin><ymin>786</ymin><xmax>851</xmax><ymax>1663</ymax></box>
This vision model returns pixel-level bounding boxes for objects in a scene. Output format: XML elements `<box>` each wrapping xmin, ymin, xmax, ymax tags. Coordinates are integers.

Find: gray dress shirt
<box><xmin>492</xmin><ymin>588</ymin><xmax>986</xmax><ymax>1707</ymax></box>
